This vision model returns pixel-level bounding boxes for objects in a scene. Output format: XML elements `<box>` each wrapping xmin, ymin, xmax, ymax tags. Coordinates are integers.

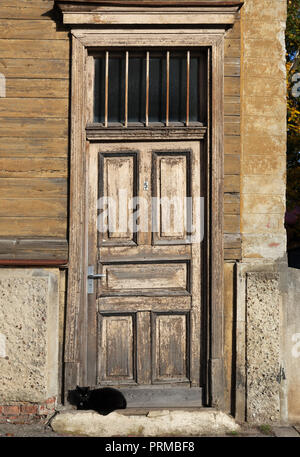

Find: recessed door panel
<box><xmin>98</xmin><ymin>313</ymin><xmax>136</xmax><ymax>384</ymax></box>
<box><xmin>153</xmin><ymin>312</ymin><xmax>189</xmax><ymax>383</ymax></box>
<box><xmin>153</xmin><ymin>151</ymin><xmax>191</xmax><ymax>243</ymax></box>
<box><xmin>99</xmin><ymin>152</ymin><xmax>138</xmax><ymax>245</ymax></box>
<box><xmin>98</xmin><ymin>262</ymin><xmax>189</xmax><ymax>296</ymax></box>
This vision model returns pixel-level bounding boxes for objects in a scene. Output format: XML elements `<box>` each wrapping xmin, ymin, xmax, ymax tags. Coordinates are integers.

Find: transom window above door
<box><xmin>93</xmin><ymin>49</ymin><xmax>208</xmax><ymax>127</ymax></box>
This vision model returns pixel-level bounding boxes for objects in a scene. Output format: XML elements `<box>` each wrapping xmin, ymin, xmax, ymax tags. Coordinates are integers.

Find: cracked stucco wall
<box><xmin>246</xmin><ymin>272</ymin><xmax>281</xmax><ymax>423</ymax></box>
<box><xmin>0</xmin><ymin>269</ymin><xmax>60</xmax><ymax>404</ymax></box>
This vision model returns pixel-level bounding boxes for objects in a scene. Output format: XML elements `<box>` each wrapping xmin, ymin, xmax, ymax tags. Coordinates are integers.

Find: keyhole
<box><xmin>144</xmin><ymin>181</ymin><xmax>149</xmax><ymax>191</ymax></box>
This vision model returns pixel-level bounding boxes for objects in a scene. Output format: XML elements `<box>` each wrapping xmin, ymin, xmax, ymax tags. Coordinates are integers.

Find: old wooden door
<box><xmin>87</xmin><ymin>140</ymin><xmax>203</xmax><ymax>407</ymax></box>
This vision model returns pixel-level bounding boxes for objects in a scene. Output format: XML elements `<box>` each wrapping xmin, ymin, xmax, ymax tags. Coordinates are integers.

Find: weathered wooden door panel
<box><xmin>152</xmin><ymin>151</ymin><xmax>191</xmax><ymax>243</ymax></box>
<box><xmin>98</xmin><ymin>313</ymin><xmax>135</xmax><ymax>384</ymax></box>
<box><xmin>98</xmin><ymin>261</ymin><xmax>189</xmax><ymax>296</ymax></box>
<box><xmin>99</xmin><ymin>152</ymin><xmax>138</xmax><ymax>245</ymax></box>
<box><xmin>88</xmin><ymin>141</ymin><xmax>203</xmax><ymax>405</ymax></box>
<box><xmin>152</xmin><ymin>312</ymin><xmax>190</xmax><ymax>383</ymax></box>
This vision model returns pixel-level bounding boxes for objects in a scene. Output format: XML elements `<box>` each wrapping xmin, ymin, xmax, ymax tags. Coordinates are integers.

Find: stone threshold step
<box><xmin>51</xmin><ymin>408</ymin><xmax>240</xmax><ymax>437</ymax></box>
<box><xmin>118</xmin><ymin>407</ymin><xmax>205</xmax><ymax>416</ymax></box>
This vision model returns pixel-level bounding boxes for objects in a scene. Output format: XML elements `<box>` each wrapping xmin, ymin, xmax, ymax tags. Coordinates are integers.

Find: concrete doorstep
<box><xmin>50</xmin><ymin>408</ymin><xmax>240</xmax><ymax>437</ymax></box>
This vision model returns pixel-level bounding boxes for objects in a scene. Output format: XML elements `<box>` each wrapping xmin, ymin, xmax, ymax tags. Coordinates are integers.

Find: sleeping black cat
<box><xmin>67</xmin><ymin>386</ymin><xmax>127</xmax><ymax>416</ymax></box>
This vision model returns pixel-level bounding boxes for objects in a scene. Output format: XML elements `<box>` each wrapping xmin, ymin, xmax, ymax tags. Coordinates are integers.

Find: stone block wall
<box><xmin>235</xmin><ymin>262</ymin><xmax>300</xmax><ymax>425</ymax></box>
<box><xmin>0</xmin><ymin>269</ymin><xmax>60</xmax><ymax>422</ymax></box>
<box><xmin>236</xmin><ymin>264</ymin><xmax>282</xmax><ymax>424</ymax></box>
<box><xmin>245</xmin><ymin>272</ymin><xmax>281</xmax><ymax>422</ymax></box>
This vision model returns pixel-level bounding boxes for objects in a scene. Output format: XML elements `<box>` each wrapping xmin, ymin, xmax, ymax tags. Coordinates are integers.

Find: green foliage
<box><xmin>287</xmin><ymin>0</ymin><xmax>300</xmax><ymax>60</ymax></box>
<box><xmin>259</xmin><ymin>424</ymin><xmax>274</xmax><ymax>436</ymax></box>
<box><xmin>286</xmin><ymin>0</ymin><xmax>300</xmax><ymax>249</ymax></box>
<box><xmin>226</xmin><ymin>430</ymin><xmax>239</xmax><ymax>436</ymax></box>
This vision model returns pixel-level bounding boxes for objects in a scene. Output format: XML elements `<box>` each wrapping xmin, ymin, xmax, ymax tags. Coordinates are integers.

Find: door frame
<box><xmin>64</xmin><ymin>28</ymin><xmax>225</xmax><ymax>409</ymax></box>
<box><xmin>87</xmin><ymin>140</ymin><xmax>204</xmax><ymax>406</ymax></box>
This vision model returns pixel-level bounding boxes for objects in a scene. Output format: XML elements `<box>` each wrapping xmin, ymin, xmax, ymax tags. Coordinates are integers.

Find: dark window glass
<box><xmin>93</xmin><ymin>50</ymin><xmax>207</xmax><ymax>126</ymax></box>
<box><xmin>108</xmin><ymin>56</ymin><xmax>125</xmax><ymax>124</ymax></box>
<box><xmin>149</xmin><ymin>55</ymin><xmax>166</xmax><ymax>123</ymax></box>
<box><xmin>190</xmin><ymin>56</ymin><xmax>200</xmax><ymax>123</ymax></box>
<box><xmin>94</xmin><ymin>57</ymin><xmax>105</xmax><ymax>123</ymax></box>
<box><xmin>169</xmin><ymin>55</ymin><xmax>187</xmax><ymax>123</ymax></box>
<box><xmin>128</xmin><ymin>56</ymin><xmax>146</xmax><ymax>123</ymax></box>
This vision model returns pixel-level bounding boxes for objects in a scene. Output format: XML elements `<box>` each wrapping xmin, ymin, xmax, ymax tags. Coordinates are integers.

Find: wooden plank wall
<box><xmin>0</xmin><ymin>0</ymin><xmax>240</xmax><ymax>261</ymax></box>
<box><xmin>0</xmin><ymin>0</ymin><xmax>69</xmax><ymax>259</ymax></box>
<box><xmin>224</xmin><ymin>17</ymin><xmax>241</xmax><ymax>260</ymax></box>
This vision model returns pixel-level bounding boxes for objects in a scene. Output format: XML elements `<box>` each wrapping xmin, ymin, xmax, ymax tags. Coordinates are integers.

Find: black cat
<box><xmin>67</xmin><ymin>385</ymin><xmax>127</xmax><ymax>416</ymax></box>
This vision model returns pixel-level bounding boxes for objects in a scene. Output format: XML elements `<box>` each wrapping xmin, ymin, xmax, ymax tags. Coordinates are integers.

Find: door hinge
<box><xmin>277</xmin><ymin>365</ymin><xmax>286</xmax><ymax>383</ymax></box>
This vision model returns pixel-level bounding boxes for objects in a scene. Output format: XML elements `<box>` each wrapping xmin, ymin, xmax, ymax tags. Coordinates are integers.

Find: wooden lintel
<box><xmin>63</xmin><ymin>13</ymin><xmax>238</xmax><ymax>25</ymax></box>
<box><xmin>86</xmin><ymin>125</ymin><xmax>207</xmax><ymax>141</ymax></box>
<box><xmin>56</xmin><ymin>1</ymin><xmax>242</xmax><ymax>25</ymax></box>
<box><xmin>57</xmin><ymin>1</ymin><xmax>243</xmax><ymax>8</ymax></box>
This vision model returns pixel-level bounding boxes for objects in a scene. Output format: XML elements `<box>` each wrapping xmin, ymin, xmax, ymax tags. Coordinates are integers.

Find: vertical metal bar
<box><xmin>166</xmin><ymin>51</ymin><xmax>170</xmax><ymax>127</ymax></box>
<box><xmin>125</xmin><ymin>51</ymin><xmax>129</xmax><ymax>127</ymax></box>
<box><xmin>186</xmin><ymin>50</ymin><xmax>190</xmax><ymax>126</ymax></box>
<box><xmin>105</xmin><ymin>51</ymin><xmax>109</xmax><ymax>127</ymax></box>
<box><xmin>146</xmin><ymin>51</ymin><xmax>149</xmax><ymax>126</ymax></box>
<box><xmin>207</xmin><ymin>48</ymin><xmax>210</xmax><ymax>149</ymax></box>
<box><xmin>199</xmin><ymin>52</ymin><xmax>202</xmax><ymax>123</ymax></box>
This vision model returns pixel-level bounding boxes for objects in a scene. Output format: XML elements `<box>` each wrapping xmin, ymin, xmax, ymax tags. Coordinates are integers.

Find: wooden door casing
<box><xmin>87</xmin><ymin>141</ymin><xmax>204</xmax><ymax>405</ymax></box>
<box><xmin>66</xmin><ymin>30</ymin><xmax>225</xmax><ymax>409</ymax></box>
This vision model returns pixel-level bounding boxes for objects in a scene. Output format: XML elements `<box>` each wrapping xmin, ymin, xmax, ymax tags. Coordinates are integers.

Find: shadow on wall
<box><xmin>288</xmin><ymin>248</ymin><xmax>300</xmax><ymax>269</ymax></box>
<box><xmin>285</xmin><ymin>208</ymin><xmax>300</xmax><ymax>269</ymax></box>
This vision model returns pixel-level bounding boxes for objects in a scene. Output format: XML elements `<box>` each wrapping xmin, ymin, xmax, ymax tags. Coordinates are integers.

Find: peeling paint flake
<box><xmin>0</xmin><ymin>333</ymin><xmax>6</xmax><ymax>358</ymax></box>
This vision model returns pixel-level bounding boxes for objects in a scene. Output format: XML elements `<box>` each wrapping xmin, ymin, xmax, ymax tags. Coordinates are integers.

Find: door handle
<box><xmin>88</xmin><ymin>266</ymin><xmax>105</xmax><ymax>294</ymax></box>
<box><xmin>88</xmin><ymin>274</ymin><xmax>106</xmax><ymax>279</ymax></box>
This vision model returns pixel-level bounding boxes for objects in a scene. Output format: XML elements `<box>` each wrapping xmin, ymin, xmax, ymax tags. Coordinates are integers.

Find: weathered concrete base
<box><xmin>0</xmin><ymin>268</ymin><xmax>60</xmax><ymax>404</ymax></box>
<box><xmin>235</xmin><ymin>263</ymin><xmax>282</xmax><ymax>424</ymax></box>
<box><xmin>51</xmin><ymin>409</ymin><xmax>240</xmax><ymax>437</ymax></box>
<box><xmin>246</xmin><ymin>271</ymin><xmax>281</xmax><ymax>423</ymax></box>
